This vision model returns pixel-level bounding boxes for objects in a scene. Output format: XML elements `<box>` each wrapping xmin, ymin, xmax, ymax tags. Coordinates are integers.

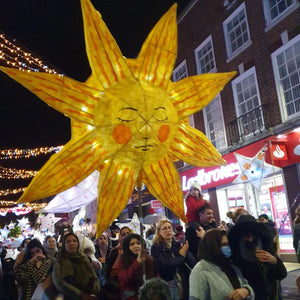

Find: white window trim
<box><xmin>271</xmin><ymin>34</ymin><xmax>300</xmax><ymax>122</ymax></box>
<box><xmin>194</xmin><ymin>35</ymin><xmax>217</xmax><ymax>74</ymax></box>
<box><xmin>223</xmin><ymin>2</ymin><xmax>252</xmax><ymax>62</ymax></box>
<box><xmin>172</xmin><ymin>60</ymin><xmax>188</xmax><ymax>82</ymax></box>
<box><xmin>231</xmin><ymin>66</ymin><xmax>264</xmax><ymax>137</ymax></box>
<box><xmin>203</xmin><ymin>94</ymin><xmax>228</xmax><ymax>151</ymax></box>
<box><xmin>262</xmin><ymin>0</ymin><xmax>299</xmax><ymax>32</ymax></box>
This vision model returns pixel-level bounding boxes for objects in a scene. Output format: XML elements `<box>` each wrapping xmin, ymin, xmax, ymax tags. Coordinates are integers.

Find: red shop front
<box><xmin>180</xmin><ymin>129</ymin><xmax>300</xmax><ymax>253</ymax></box>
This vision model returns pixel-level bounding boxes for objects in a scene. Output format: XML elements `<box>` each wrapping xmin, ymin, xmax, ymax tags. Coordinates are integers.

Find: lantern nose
<box><xmin>140</xmin><ymin>122</ymin><xmax>152</xmax><ymax>139</ymax></box>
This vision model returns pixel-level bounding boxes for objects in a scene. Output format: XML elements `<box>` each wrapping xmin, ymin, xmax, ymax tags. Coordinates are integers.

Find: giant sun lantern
<box><xmin>1</xmin><ymin>0</ymin><xmax>235</xmax><ymax>235</ymax></box>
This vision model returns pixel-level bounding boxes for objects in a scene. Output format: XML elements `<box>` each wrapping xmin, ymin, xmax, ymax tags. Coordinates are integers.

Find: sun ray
<box><xmin>169</xmin><ymin>124</ymin><xmax>225</xmax><ymax>167</ymax></box>
<box><xmin>169</xmin><ymin>72</ymin><xmax>236</xmax><ymax>119</ymax></box>
<box><xmin>0</xmin><ymin>67</ymin><xmax>100</xmax><ymax>124</ymax></box>
<box><xmin>81</xmin><ymin>0</ymin><xmax>134</xmax><ymax>89</ymax></box>
<box><xmin>141</xmin><ymin>154</ymin><xmax>186</xmax><ymax>222</ymax></box>
<box><xmin>96</xmin><ymin>158</ymin><xmax>141</xmax><ymax>234</ymax></box>
<box><xmin>18</xmin><ymin>130</ymin><xmax>107</xmax><ymax>203</ymax></box>
<box><xmin>136</xmin><ymin>4</ymin><xmax>177</xmax><ymax>89</ymax></box>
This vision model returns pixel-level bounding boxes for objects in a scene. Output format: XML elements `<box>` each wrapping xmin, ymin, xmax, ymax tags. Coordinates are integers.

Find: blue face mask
<box><xmin>221</xmin><ymin>245</ymin><xmax>232</xmax><ymax>258</ymax></box>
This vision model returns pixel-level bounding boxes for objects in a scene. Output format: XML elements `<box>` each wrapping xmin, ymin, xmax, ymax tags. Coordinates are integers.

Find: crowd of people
<box><xmin>0</xmin><ymin>182</ymin><xmax>296</xmax><ymax>300</ymax></box>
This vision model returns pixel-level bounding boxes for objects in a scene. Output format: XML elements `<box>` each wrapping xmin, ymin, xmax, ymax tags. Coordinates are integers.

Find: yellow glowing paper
<box><xmin>1</xmin><ymin>0</ymin><xmax>236</xmax><ymax>235</ymax></box>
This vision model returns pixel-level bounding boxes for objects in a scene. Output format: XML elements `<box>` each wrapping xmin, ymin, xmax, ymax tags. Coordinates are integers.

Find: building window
<box><xmin>195</xmin><ymin>35</ymin><xmax>216</xmax><ymax>74</ymax></box>
<box><xmin>172</xmin><ymin>60</ymin><xmax>195</xmax><ymax>128</ymax></box>
<box><xmin>203</xmin><ymin>94</ymin><xmax>227</xmax><ymax>150</ymax></box>
<box><xmin>271</xmin><ymin>35</ymin><xmax>300</xmax><ymax>121</ymax></box>
<box><xmin>263</xmin><ymin>0</ymin><xmax>299</xmax><ymax>29</ymax></box>
<box><xmin>231</xmin><ymin>67</ymin><xmax>264</xmax><ymax>137</ymax></box>
<box><xmin>172</xmin><ymin>60</ymin><xmax>188</xmax><ymax>82</ymax></box>
<box><xmin>194</xmin><ymin>36</ymin><xmax>226</xmax><ymax>149</ymax></box>
<box><xmin>223</xmin><ymin>2</ymin><xmax>251</xmax><ymax>60</ymax></box>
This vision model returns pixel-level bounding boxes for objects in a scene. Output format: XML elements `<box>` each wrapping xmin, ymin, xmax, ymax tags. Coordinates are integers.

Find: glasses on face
<box><xmin>160</xmin><ymin>225</ymin><xmax>172</xmax><ymax>231</ymax></box>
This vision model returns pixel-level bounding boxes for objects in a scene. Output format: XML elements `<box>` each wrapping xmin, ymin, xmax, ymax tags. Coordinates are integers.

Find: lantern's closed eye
<box><xmin>155</xmin><ymin>107</ymin><xmax>168</xmax><ymax>122</ymax></box>
<box><xmin>118</xmin><ymin>107</ymin><xmax>138</xmax><ymax>122</ymax></box>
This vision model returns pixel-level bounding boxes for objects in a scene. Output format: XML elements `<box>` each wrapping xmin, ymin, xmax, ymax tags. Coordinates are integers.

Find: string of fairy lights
<box><xmin>0</xmin><ymin>33</ymin><xmax>61</xmax><ymax>74</ymax></box>
<box><xmin>0</xmin><ymin>32</ymin><xmax>65</xmax><ymax>212</ymax></box>
<box><xmin>0</xmin><ymin>165</ymin><xmax>38</xmax><ymax>179</ymax></box>
<box><xmin>0</xmin><ymin>146</ymin><xmax>63</xmax><ymax>160</ymax></box>
<box><xmin>0</xmin><ymin>146</ymin><xmax>63</xmax><ymax>208</ymax></box>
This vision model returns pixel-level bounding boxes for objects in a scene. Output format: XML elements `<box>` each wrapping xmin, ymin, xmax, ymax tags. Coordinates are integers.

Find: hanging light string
<box><xmin>0</xmin><ymin>32</ymin><xmax>62</xmax><ymax>74</ymax></box>
<box><xmin>0</xmin><ymin>200</ymin><xmax>47</xmax><ymax>209</ymax></box>
<box><xmin>0</xmin><ymin>187</ymin><xmax>26</xmax><ymax>197</ymax></box>
<box><xmin>0</xmin><ymin>146</ymin><xmax>63</xmax><ymax>160</ymax></box>
<box><xmin>0</xmin><ymin>165</ymin><xmax>38</xmax><ymax>179</ymax></box>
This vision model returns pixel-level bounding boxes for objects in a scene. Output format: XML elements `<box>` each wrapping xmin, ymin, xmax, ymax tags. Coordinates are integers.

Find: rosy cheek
<box><xmin>158</xmin><ymin>125</ymin><xmax>170</xmax><ymax>142</ymax></box>
<box><xmin>112</xmin><ymin>124</ymin><xmax>132</xmax><ymax>144</ymax></box>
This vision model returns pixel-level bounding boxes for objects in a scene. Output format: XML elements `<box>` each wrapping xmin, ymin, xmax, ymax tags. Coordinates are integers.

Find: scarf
<box><xmin>58</xmin><ymin>250</ymin><xmax>97</xmax><ymax>293</ymax></box>
<box><xmin>43</xmin><ymin>243</ymin><xmax>58</xmax><ymax>258</ymax></box>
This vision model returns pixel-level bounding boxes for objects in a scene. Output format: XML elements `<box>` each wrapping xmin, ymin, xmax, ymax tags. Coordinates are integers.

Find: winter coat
<box><xmin>16</xmin><ymin>257</ymin><xmax>55</xmax><ymax>300</ymax></box>
<box><xmin>151</xmin><ymin>240</ymin><xmax>196</xmax><ymax>299</ymax></box>
<box><xmin>117</xmin><ymin>256</ymin><xmax>157</xmax><ymax>300</ymax></box>
<box><xmin>189</xmin><ymin>259</ymin><xmax>254</xmax><ymax>300</ymax></box>
<box><xmin>185</xmin><ymin>196</ymin><xmax>206</xmax><ymax>223</ymax></box>
<box><xmin>185</xmin><ymin>221</ymin><xmax>217</xmax><ymax>260</ymax></box>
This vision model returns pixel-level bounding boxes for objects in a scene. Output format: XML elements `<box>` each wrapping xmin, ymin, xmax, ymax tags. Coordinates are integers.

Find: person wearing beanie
<box><xmin>185</xmin><ymin>182</ymin><xmax>206</xmax><ymax>224</ymax></box>
<box><xmin>228</xmin><ymin>215</ymin><xmax>287</xmax><ymax>300</ymax></box>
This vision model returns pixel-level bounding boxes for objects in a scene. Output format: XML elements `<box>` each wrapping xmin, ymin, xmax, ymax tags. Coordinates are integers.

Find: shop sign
<box><xmin>271</xmin><ymin>144</ymin><xmax>288</xmax><ymax>160</ymax></box>
<box><xmin>181</xmin><ymin>162</ymin><xmax>240</xmax><ymax>191</ymax></box>
<box><xmin>150</xmin><ymin>200</ymin><xmax>163</xmax><ymax>210</ymax></box>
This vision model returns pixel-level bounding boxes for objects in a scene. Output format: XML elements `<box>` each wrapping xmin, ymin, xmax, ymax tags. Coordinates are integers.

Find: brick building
<box><xmin>173</xmin><ymin>0</ymin><xmax>300</xmax><ymax>254</ymax></box>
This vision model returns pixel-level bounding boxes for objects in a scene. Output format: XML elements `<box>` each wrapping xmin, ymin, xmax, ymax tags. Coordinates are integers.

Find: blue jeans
<box><xmin>167</xmin><ymin>279</ymin><xmax>179</xmax><ymax>300</ymax></box>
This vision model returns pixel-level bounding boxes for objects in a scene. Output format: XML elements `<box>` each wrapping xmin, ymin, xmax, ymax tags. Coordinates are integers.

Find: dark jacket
<box><xmin>151</xmin><ymin>240</ymin><xmax>196</xmax><ymax>299</ymax></box>
<box><xmin>228</xmin><ymin>215</ymin><xmax>287</xmax><ymax>300</ymax></box>
<box><xmin>185</xmin><ymin>220</ymin><xmax>217</xmax><ymax>260</ymax></box>
<box><xmin>293</xmin><ymin>223</ymin><xmax>300</xmax><ymax>262</ymax></box>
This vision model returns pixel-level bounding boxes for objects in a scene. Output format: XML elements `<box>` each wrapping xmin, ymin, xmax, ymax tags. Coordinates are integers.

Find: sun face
<box><xmin>0</xmin><ymin>0</ymin><xmax>235</xmax><ymax>235</ymax></box>
<box><xmin>105</xmin><ymin>80</ymin><xmax>178</xmax><ymax>163</ymax></box>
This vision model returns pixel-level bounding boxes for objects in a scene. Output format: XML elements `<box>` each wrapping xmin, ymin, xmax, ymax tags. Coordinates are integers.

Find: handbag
<box><xmin>31</xmin><ymin>274</ymin><xmax>61</xmax><ymax>300</ymax></box>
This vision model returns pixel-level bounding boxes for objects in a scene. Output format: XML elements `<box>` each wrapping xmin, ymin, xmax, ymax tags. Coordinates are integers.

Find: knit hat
<box><xmin>190</xmin><ymin>182</ymin><xmax>201</xmax><ymax>192</ymax></box>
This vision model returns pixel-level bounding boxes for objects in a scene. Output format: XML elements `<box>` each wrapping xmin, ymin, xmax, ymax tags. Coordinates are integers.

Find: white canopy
<box><xmin>37</xmin><ymin>171</ymin><xmax>99</xmax><ymax>213</ymax></box>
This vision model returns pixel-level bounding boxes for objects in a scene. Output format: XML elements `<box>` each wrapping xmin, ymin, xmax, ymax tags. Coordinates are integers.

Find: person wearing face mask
<box><xmin>228</xmin><ymin>215</ymin><xmax>287</xmax><ymax>300</ymax></box>
<box><xmin>189</xmin><ymin>229</ymin><xmax>254</xmax><ymax>300</ymax></box>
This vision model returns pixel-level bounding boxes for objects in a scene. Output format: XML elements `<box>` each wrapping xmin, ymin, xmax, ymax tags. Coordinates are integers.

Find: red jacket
<box><xmin>185</xmin><ymin>195</ymin><xmax>206</xmax><ymax>223</ymax></box>
<box><xmin>117</xmin><ymin>256</ymin><xmax>157</xmax><ymax>300</ymax></box>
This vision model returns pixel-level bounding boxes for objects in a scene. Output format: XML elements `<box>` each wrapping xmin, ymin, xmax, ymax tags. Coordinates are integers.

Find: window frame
<box><xmin>202</xmin><ymin>94</ymin><xmax>228</xmax><ymax>151</ymax></box>
<box><xmin>194</xmin><ymin>35</ymin><xmax>217</xmax><ymax>74</ymax></box>
<box><xmin>223</xmin><ymin>2</ymin><xmax>252</xmax><ymax>62</ymax></box>
<box><xmin>231</xmin><ymin>66</ymin><xmax>264</xmax><ymax>137</ymax></box>
<box><xmin>172</xmin><ymin>60</ymin><xmax>188</xmax><ymax>82</ymax></box>
<box><xmin>271</xmin><ymin>34</ymin><xmax>300</xmax><ymax>122</ymax></box>
<box><xmin>262</xmin><ymin>0</ymin><xmax>299</xmax><ymax>31</ymax></box>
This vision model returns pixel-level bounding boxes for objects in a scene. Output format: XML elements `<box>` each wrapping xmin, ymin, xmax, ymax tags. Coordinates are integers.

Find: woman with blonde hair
<box><xmin>150</xmin><ymin>218</ymin><xmax>196</xmax><ymax>300</ymax></box>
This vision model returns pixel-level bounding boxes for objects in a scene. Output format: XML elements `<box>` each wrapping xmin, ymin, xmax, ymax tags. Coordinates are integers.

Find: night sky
<box><xmin>0</xmin><ymin>0</ymin><xmax>191</xmax><ymax>198</ymax></box>
<box><xmin>0</xmin><ymin>0</ymin><xmax>191</xmax><ymax>148</ymax></box>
